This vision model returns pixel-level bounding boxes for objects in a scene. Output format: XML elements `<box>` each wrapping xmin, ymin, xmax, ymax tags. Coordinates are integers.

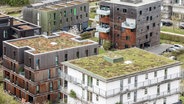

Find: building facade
<box><xmin>96</xmin><ymin>0</ymin><xmax>161</xmax><ymax>49</ymax></box>
<box><xmin>162</xmin><ymin>0</ymin><xmax>184</xmax><ymax>19</ymax></box>
<box><xmin>2</xmin><ymin>31</ymin><xmax>98</xmax><ymax>104</ymax></box>
<box><xmin>0</xmin><ymin>13</ymin><xmax>41</xmax><ymax>57</ymax></box>
<box><xmin>23</xmin><ymin>0</ymin><xmax>89</xmax><ymax>34</ymax></box>
<box><xmin>62</xmin><ymin>48</ymin><xmax>182</xmax><ymax>104</ymax></box>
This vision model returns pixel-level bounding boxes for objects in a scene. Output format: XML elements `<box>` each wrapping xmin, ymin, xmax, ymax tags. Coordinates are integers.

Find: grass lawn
<box><xmin>89</xmin><ymin>2</ymin><xmax>98</xmax><ymax>6</ymax></box>
<box><xmin>8</xmin><ymin>13</ymin><xmax>21</xmax><ymax>18</ymax></box>
<box><xmin>161</xmin><ymin>26</ymin><xmax>184</xmax><ymax>35</ymax></box>
<box><xmin>0</xmin><ymin>6</ymin><xmax>22</xmax><ymax>14</ymax></box>
<box><xmin>99</xmin><ymin>48</ymin><xmax>106</xmax><ymax>54</ymax></box>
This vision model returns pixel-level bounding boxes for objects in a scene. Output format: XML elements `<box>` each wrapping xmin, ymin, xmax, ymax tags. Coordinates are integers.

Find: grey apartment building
<box><xmin>23</xmin><ymin>0</ymin><xmax>89</xmax><ymax>34</ymax></box>
<box><xmin>162</xmin><ymin>0</ymin><xmax>184</xmax><ymax>19</ymax></box>
<box><xmin>96</xmin><ymin>0</ymin><xmax>161</xmax><ymax>49</ymax></box>
<box><xmin>2</xmin><ymin>31</ymin><xmax>98</xmax><ymax>104</ymax></box>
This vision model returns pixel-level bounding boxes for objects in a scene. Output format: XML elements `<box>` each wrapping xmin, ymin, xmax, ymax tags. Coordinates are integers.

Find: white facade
<box><xmin>60</xmin><ymin>65</ymin><xmax>181</xmax><ymax>104</ymax></box>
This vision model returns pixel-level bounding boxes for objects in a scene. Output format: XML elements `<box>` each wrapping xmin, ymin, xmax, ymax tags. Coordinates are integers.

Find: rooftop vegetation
<box><xmin>10</xmin><ymin>33</ymin><xmax>92</xmax><ymax>54</ymax></box>
<box><xmin>70</xmin><ymin>48</ymin><xmax>176</xmax><ymax>78</ymax></box>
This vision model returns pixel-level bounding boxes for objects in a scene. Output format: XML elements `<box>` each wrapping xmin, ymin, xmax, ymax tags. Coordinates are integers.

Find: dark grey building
<box><xmin>23</xmin><ymin>0</ymin><xmax>89</xmax><ymax>34</ymax></box>
<box><xmin>96</xmin><ymin>0</ymin><xmax>161</xmax><ymax>49</ymax></box>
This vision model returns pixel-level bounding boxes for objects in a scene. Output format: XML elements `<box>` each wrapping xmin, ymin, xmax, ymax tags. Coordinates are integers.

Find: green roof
<box><xmin>68</xmin><ymin>48</ymin><xmax>177</xmax><ymax>78</ymax></box>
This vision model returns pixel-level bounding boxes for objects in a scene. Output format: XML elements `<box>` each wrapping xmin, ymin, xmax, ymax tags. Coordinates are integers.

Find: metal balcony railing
<box><xmin>60</xmin><ymin>72</ymin><xmax>182</xmax><ymax>98</ymax></box>
<box><xmin>96</xmin><ymin>8</ymin><xmax>110</xmax><ymax>16</ymax></box>
<box><xmin>96</xmin><ymin>25</ymin><xmax>110</xmax><ymax>33</ymax></box>
<box><xmin>122</xmin><ymin>18</ymin><xmax>136</xmax><ymax>29</ymax></box>
<box><xmin>123</xmin><ymin>88</ymin><xmax>179</xmax><ymax>104</ymax></box>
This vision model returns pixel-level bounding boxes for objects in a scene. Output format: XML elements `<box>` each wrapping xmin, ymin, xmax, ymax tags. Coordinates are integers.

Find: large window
<box><xmin>87</xmin><ymin>91</ymin><xmax>92</xmax><ymax>102</ymax></box>
<box><xmin>3</xmin><ymin>30</ymin><xmax>8</xmax><ymax>39</ymax></box>
<box><xmin>87</xmin><ymin>76</ymin><xmax>93</xmax><ymax>87</ymax></box>
<box><xmin>36</xmin><ymin>58</ymin><xmax>40</xmax><ymax>70</ymax></box>
<box><xmin>36</xmin><ymin>85</ymin><xmax>40</xmax><ymax>93</ymax></box>
<box><xmin>74</xmin><ymin>8</ymin><xmax>77</xmax><ymax>16</ymax></box>
<box><xmin>55</xmin><ymin>56</ymin><xmax>59</xmax><ymax>66</ymax></box>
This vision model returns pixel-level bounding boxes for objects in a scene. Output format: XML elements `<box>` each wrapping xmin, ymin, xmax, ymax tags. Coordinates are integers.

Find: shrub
<box><xmin>103</xmin><ymin>40</ymin><xmax>111</xmax><ymax>50</ymax></box>
<box><xmin>80</xmin><ymin>32</ymin><xmax>92</xmax><ymax>39</ymax></box>
<box><xmin>69</xmin><ymin>90</ymin><xmax>77</xmax><ymax>99</ymax></box>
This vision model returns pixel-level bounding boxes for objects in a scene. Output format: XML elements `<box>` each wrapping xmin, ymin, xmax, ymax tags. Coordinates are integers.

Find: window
<box><xmin>36</xmin><ymin>85</ymin><xmax>39</xmax><ymax>93</ymax></box>
<box><xmin>145</xmin><ymin>73</ymin><xmax>148</xmax><ymax>79</ymax></box>
<box><xmin>84</xmin><ymin>6</ymin><xmax>86</xmax><ymax>12</ymax></box>
<box><xmin>139</xmin><ymin>11</ymin><xmax>142</xmax><ymax>15</ymax></box>
<box><xmin>76</xmin><ymin>51</ymin><xmax>79</xmax><ymax>58</ymax></box>
<box><xmin>146</xmin><ymin>35</ymin><xmax>148</xmax><ymax>39</ymax></box>
<box><xmin>154</xmin><ymin>6</ymin><xmax>156</xmax><ymax>9</ymax></box>
<box><xmin>74</xmin><ymin>8</ymin><xmax>77</xmax><ymax>15</ymax></box>
<box><xmin>53</xmin><ymin>21</ymin><xmax>56</xmax><ymax>25</ymax></box>
<box><xmin>149</xmin><ymin>7</ymin><xmax>152</xmax><ymax>11</ymax></box>
<box><xmin>127</xmin><ymin>93</ymin><xmax>130</xmax><ymax>99</ymax></box>
<box><xmin>125</xmin><ymin>44</ymin><xmax>129</xmax><ymax>48</ymax></box>
<box><xmin>58</xmin><ymin>80</ymin><xmax>61</xmax><ymax>88</ymax></box>
<box><xmin>147</xmin><ymin>26</ymin><xmax>149</xmax><ymax>30</ymax></box>
<box><xmin>48</xmin><ymin>69</ymin><xmax>51</xmax><ymax>79</ymax></box>
<box><xmin>87</xmin><ymin>76</ymin><xmax>93</xmax><ymax>87</ymax></box>
<box><xmin>80</xmin><ymin>15</ymin><xmax>82</xmax><ymax>19</ymax></box>
<box><xmin>96</xmin><ymin>94</ymin><xmax>99</xmax><ymax>101</ymax></box>
<box><xmin>123</xmin><ymin>9</ymin><xmax>127</xmax><ymax>13</ymax></box>
<box><xmin>146</xmin><ymin>16</ymin><xmax>149</xmax><ymax>21</ymax></box>
<box><xmin>85</xmin><ymin>50</ymin><xmax>89</xmax><ymax>56</ymax></box>
<box><xmin>150</xmin><ymin>16</ymin><xmax>152</xmax><ymax>20</ymax></box>
<box><xmin>168</xmin><ymin>83</ymin><xmax>170</xmax><ymax>92</ymax></box>
<box><xmin>165</xmin><ymin>69</ymin><xmax>167</xmax><ymax>79</ymax></box>
<box><xmin>50</xmin><ymin>82</ymin><xmax>53</xmax><ymax>91</ymax></box>
<box><xmin>96</xmin><ymin>79</ymin><xmax>99</xmax><ymax>86</ymax></box>
<box><xmin>117</xmin><ymin>8</ymin><xmax>119</xmax><ymax>10</ymax></box>
<box><xmin>157</xmin><ymin>85</ymin><xmax>160</xmax><ymax>95</ymax></box>
<box><xmin>153</xmin><ymin>23</ymin><xmax>155</xmax><ymax>27</ymax></box>
<box><xmin>71</xmin><ymin>9</ymin><xmax>73</xmax><ymax>13</ymax></box>
<box><xmin>53</xmin><ymin>13</ymin><xmax>56</xmax><ymax>20</ymax></box>
<box><xmin>3</xmin><ymin>47</ymin><xmax>6</xmax><ymax>55</ymax></box>
<box><xmin>36</xmin><ymin>58</ymin><xmax>40</xmax><ymax>69</ymax></box>
<box><xmin>163</xmin><ymin>98</ymin><xmax>166</xmax><ymax>104</ymax></box>
<box><xmin>55</xmin><ymin>56</ymin><xmax>59</xmax><ymax>66</ymax></box>
<box><xmin>144</xmin><ymin>88</ymin><xmax>147</xmax><ymax>94</ymax></box>
<box><xmin>82</xmin><ymin>74</ymin><xmax>85</xmax><ymax>84</ymax></box>
<box><xmin>154</xmin><ymin>71</ymin><xmax>157</xmax><ymax>77</ymax></box>
<box><xmin>150</xmin><ymin>32</ymin><xmax>153</xmax><ymax>37</ymax></box>
<box><xmin>3</xmin><ymin>30</ymin><xmax>8</xmax><ymax>39</ymax></box>
<box><xmin>86</xmin><ymin>13</ymin><xmax>88</xmax><ymax>17</ymax></box>
<box><xmin>126</xmin><ymin>36</ymin><xmax>130</xmax><ymax>40</ymax></box>
<box><xmin>94</xmin><ymin>48</ymin><xmax>97</xmax><ymax>54</ymax></box>
<box><xmin>65</xmin><ymin>54</ymin><xmax>68</xmax><ymax>61</ymax></box>
<box><xmin>76</xmin><ymin>16</ymin><xmax>78</xmax><ymax>19</ymax></box>
<box><xmin>87</xmin><ymin>91</ymin><xmax>92</xmax><ymax>102</ymax></box>
<box><xmin>64</xmin><ymin>11</ymin><xmax>66</xmax><ymax>17</ymax></box>
<box><xmin>80</xmin><ymin>6</ymin><xmax>82</xmax><ymax>11</ymax></box>
<box><xmin>128</xmin><ymin>77</ymin><xmax>131</xmax><ymax>84</ymax></box>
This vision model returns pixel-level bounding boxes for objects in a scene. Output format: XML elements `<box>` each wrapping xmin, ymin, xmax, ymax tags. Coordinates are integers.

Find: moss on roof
<box><xmin>69</xmin><ymin>48</ymin><xmax>177</xmax><ymax>78</ymax></box>
<box><xmin>10</xmin><ymin>33</ymin><xmax>92</xmax><ymax>54</ymax></box>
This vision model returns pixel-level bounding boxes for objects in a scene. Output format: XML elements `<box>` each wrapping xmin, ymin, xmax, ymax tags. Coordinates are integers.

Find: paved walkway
<box><xmin>161</xmin><ymin>31</ymin><xmax>184</xmax><ymax>37</ymax></box>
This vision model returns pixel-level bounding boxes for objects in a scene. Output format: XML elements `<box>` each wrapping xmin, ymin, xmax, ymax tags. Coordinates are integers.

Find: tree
<box><xmin>103</xmin><ymin>40</ymin><xmax>111</xmax><ymax>50</ymax></box>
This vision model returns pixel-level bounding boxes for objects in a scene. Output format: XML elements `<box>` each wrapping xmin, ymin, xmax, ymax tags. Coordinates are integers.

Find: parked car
<box><xmin>161</xmin><ymin>21</ymin><xmax>173</xmax><ymax>26</ymax></box>
<box><xmin>179</xmin><ymin>24</ymin><xmax>184</xmax><ymax>29</ymax></box>
<box><xmin>81</xmin><ymin>27</ymin><xmax>96</xmax><ymax>33</ymax></box>
<box><xmin>172</xmin><ymin>44</ymin><xmax>183</xmax><ymax>50</ymax></box>
<box><xmin>166</xmin><ymin>47</ymin><xmax>177</xmax><ymax>52</ymax></box>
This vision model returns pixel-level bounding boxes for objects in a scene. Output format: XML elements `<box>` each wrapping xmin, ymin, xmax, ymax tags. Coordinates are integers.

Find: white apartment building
<box><xmin>61</xmin><ymin>48</ymin><xmax>182</xmax><ymax>104</ymax></box>
<box><xmin>162</xmin><ymin>0</ymin><xmax>184</xmax><ymax>19</ymax></box>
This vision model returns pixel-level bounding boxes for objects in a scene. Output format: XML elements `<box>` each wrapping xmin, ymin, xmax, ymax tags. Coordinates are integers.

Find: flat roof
<box><xmin>66</xmin><ymin>48</ymin><xmax>177</xmax><ymax>79</ymax></box>
<box><xmin>105</xmin><ymin>0</ymin><xmax>160</xmax><ymax>7</ymax></box>
<box><xmin>37</xmin><ymin>1</ymin><xmax>84</xmax><ymax>11</ymax></box>
<box><xmin>0</xmin><ymin>14</ymin><xmax>9</xmax><ymax>18</ymax></box>
<box><xmin>8</xmin><ymin>32</ymin><xmax>95</xmax><ymax>54</ymax></box>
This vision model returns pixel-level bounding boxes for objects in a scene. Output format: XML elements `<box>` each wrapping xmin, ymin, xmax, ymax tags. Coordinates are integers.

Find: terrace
<box><xmin>9</xmin><ymin>32</ymin><xmax>94</xmax><ymax>54</ymax></box>
<box><xmin>68</xmin><ymin>48</ymin><xmax>177</xmax><ymax>78</ymax></box>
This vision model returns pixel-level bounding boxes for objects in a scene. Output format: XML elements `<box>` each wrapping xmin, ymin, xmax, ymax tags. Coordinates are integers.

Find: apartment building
<box><xmin>96</xmin><ymin>0</ymin><xmax>161</xmax><ymax>49</ymax></box>
<box><xmin>2</xmin><ymin>31</ymin><xmax>98</xmax><ymax>104</ymax></box>
<box><xmin>0</xmin><ymin>13</ymin><xmax>41</xmax><ymax>57</ymax></box>
<box><xmin>23</xmin><ymin>0</ymin><xmax>89</xmax><ymax>34</ymax></box>
<box><xmin>62</xmin><ymin>48</ymin><xmax>182</xmax><ymax>104</ymax></box>
<box><xmin>162</xmin><ymin>0</ymin><xmax>184</xmax><ymax>19</ymax></box>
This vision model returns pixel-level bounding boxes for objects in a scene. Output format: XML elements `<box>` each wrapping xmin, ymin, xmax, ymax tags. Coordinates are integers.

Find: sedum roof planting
<box><xmin>9</xmin><ymin>32</ymin><xmax>93</xmax><ymax>54</ymax></box>
<box><xmin>69</xmin><ymin>48</ymin><xmax>177</xmax><ymax>78</ymax></box>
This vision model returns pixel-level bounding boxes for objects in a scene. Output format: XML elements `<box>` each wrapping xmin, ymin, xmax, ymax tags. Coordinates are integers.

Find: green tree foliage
<box><xmin>1</xmin><ymin>0</ymin><xmax>29</xmax><ymax>6</ymax></box>
<box><xmin>103</xmin><ymin>40</ymin><xmax>111</xmax><ymax>50</ymax></box>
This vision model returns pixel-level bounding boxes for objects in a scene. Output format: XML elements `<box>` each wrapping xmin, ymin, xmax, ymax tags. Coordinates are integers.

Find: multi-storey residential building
<box><xmin>2</xmin><ymin>31</ymin><xmax>98</xmax><ymax>104</ymax></box>
<box><xmin>23</xmin><ymin>0</ymin><xmax>89</xmax><ymax>34</ymax></box>
<box><xmin>96</xmin><ymin>0</ymin><xmax>161</xmax><ymax>49</ymax></box>
<box><xmin>0</xmin><ymin>13</ymin><xmax>41</xmax><ymax>57</ymax></box>
<box><xmin>162</xmin><ymin>0</ymin><xmax>184</xmax><ymax>19</ymax></box>
<box><xmin>62</xmin><ymin>48</ymin><xmax>182</xmax><ymax>104</ymax></box>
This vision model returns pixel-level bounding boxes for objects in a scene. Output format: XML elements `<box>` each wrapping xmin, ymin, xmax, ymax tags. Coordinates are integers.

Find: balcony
<box><xmin>122</xmin><ymin>18</ymin><xmax>136</xmax><ymax>29</ymax></box>
<box><xmin>96</xmin><ymin>25</ymin><xmax>110</xmax><ymax>33</ymax></box>
<box><xmin>95</xmin><ymin>15</ymin><xmax>100</xmax><ymax>22</ymax></box>
<box><xmin>96</xmin><ymin>8</ymin><xmax>110</xmax><ymax>16</ymax></box>
<box><xmin>60</xmin><ymin>71</ymin><xmax>181</xmax><ymax>98</ymax></box>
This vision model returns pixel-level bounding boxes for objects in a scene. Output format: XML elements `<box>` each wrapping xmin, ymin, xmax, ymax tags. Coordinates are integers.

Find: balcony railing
<box><xmin>96</xmin><ymin>8</ymin><xmax>110</xmax><ymax>16</ymax></box>
<box><xmin>95</xmin><ymin>15</ymin><xmax>100</xmax><ymax>21</ymax></box>
<box><xmin>122</xmin><ymin>18</ymin><xmax>136</xmax><ymax>29</ymax></box>
<box><xmin>96</xmin><ymin>25</ymin><xmax>110</xmax><ymax>33</ymax></box>
<box><xmin>123</xmin><ymin>88</ymin><xmax>179</xmax><ymax>104</ymax></box>
<box><xmin>60</xmin><ymin>72</ymin><xmax>181</xmax><ymax>98</ymax></box>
